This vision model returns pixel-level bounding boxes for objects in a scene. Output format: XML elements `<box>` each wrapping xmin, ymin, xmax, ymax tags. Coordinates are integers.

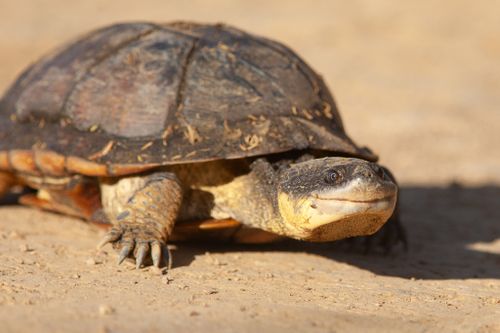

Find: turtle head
<box><xmin>277</xmin><ymin>157</ymin><xmax>397</xmax><ymax>241</ymax></box>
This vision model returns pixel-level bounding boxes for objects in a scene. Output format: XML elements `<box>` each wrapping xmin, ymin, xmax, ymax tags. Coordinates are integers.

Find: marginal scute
<box><xmin>34</xmin><ymin>150</ymin><xmax>66</xmax><ymax>176</ymax></box>
<box><xmin>107</xmin><ymin>163</ymin><xmax>160</xmax><ymax>176</ymax></box>
<box><xmin>9</xmin><ymin>150</ymin><xmax>40</xmax><ymax>174</ymax></box>
<box><xmin>0</xmin><ymin>151</ymin><xmax>12</xmax><ymax>170</ymax></box>
<box><xmin>65</xmin><ymin>156</ymin><xmax>108</xmax><ymax>176</ymax></box>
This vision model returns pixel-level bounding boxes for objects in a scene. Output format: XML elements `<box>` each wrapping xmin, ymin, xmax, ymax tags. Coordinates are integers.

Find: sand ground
<box><xmin>0</xmin><ymin>1</ymin><xmax>499</xmax><ymax>332</ymax></box>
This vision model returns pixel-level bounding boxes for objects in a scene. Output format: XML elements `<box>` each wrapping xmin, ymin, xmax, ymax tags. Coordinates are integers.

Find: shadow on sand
<box><xmin>174</xmin><ymin>185</ymin><xmax>500</xmax><ymax>280</ymax></box>
<box><xmin>2</xmin><ymin>184</ymin><xmax>498</xmax><ymax>280</ymax></box>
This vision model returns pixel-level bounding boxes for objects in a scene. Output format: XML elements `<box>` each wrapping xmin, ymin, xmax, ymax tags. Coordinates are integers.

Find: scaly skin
<box><xmin>99</xmin><ymin>172</ymin><xmax>182</xmax><ymax>269</ymax></box>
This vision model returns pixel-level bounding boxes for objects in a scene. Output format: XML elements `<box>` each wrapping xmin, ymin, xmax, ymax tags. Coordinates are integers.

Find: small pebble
<box><xmin>189</xmin><ymin>311</ymin><xmax>200</xmax><ymax>316</ymax></box>
<box><xmin>204</xmin><ymin>288</ymin><xmax>218</xmax><ymax>295</ymax></box>
<box><xmin>9</xmin><ymin>231</ymin><xmax>23</xmax><ymax>239</ymax></box>
<box><xmin>19</xmin><ymin>244</ymin><xmax>32</xmax><ymax>252</ymax></box>
<box><xmin>72</xmin><ymin>274</ymin><xmax>80</xmax><ymax>279</ymax></box>
<box><xmin>99</xmin><ymin>304</ymin><xmax>115</xmax><ymax>316</ymax></box>
<box><xmin>86</xmin><ymin>258</ymin><xmax>97</xmax><ymax>265</ymax></box>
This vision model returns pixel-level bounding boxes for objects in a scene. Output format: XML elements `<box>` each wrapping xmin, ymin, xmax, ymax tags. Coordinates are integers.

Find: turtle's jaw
<box><xmin>278</xmin><ymin>192</ymin><xmax>396</xmax><ymax>242</ymax></box>
<box><xmin>301</xmin><ymin>193</ymin><xmax>397</xmax><ymax>241</ymax></box>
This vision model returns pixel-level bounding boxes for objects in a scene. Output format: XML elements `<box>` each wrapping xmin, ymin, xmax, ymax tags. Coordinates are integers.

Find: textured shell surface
<box><xmin>0</xmin><ymin>22</ymin><xmax>375</xmax><ymax>176</ymax></box>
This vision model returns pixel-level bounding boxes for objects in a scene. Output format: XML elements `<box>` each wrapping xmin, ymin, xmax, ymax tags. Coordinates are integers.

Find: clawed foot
<box><xmin>98</xmin><ymin>225</ymin><xmax>172</xmax><ymax>269</ymax></box>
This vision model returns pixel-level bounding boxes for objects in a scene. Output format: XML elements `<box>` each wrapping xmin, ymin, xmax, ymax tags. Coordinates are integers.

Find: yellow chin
<box><xmin>278</xmin><ymin>193</ymin><xmax>396</xmax><ymax>242</ymax></box>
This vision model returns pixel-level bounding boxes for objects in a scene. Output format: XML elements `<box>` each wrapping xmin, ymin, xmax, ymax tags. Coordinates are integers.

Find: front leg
<box><xmin>99</xmin><ymin>172</ymin><xmax>182</xmax><ymax>269</ymax></box>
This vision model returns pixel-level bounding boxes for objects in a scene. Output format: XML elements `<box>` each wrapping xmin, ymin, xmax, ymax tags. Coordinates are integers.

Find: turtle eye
<box><xmin>325</xmin><ymin>170</ymin><xmax>341</xmax><ymax>184</ymax></box>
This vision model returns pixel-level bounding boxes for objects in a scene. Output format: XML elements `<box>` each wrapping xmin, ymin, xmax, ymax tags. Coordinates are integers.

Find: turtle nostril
<box><xmin>361</xmin><ymin>168</ymin><xmax>374</xmax><ymax>178</ymax></box>
<box><xmin>372</xmin><ymin>165</ymin><xmax>386</xmax><ymax>179</ymax></box>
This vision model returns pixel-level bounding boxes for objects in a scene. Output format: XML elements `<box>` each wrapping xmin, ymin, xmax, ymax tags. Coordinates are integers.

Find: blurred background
<box><xmin>1</xmin><ymin>0</ymin><xmax>499</xmax><ymax>185</ymax></box>
<box><xmin>1</xmin><ymin>2</ymin><xmax>499</xmax><ymax>332</ymax></box>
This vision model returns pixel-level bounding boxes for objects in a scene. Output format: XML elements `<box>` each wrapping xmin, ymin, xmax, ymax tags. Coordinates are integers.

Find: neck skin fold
<box><xmin>200</xmin><ymin>173</ymin><xmax>288</xmax><ymax>235</ymax></box>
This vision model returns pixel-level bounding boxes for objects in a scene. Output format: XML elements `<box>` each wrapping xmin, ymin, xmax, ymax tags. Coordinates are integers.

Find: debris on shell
<box><xmin>302</xmin><ymin>109</ymin><xmax>314</xmax><ymax>120</ymax></box>
<box><xmin>226</xmin><ymin>52</ymin><xmax>236</xmax><ymax>62</ymax></box>
<box><xmin>322</xmin><ymin>101</ymin><xmax>333</xmax><ymax>119</ymax></box>
<box><xmin>88</xmin><ymin>140</ymin><xmax>114</xmax><ymax>161</ymax></box>
<box><xmin>89</xmin><ymin>124</ymin><xmax>99</xmax><ymax>132</ymax></box>
<box><xmin>32</xmin><ymin>141</ymin><xmax>47</xmax><ymax>150</ymax></box>
<box><xmin>247</xmin><ymin>95</ymin><xmax>260</xmax><ymax>103</ymax></box>
<box><xmin>161</xmin><ymin>126</ymin><xmax>174</xmax><ymax>146</ymax></box>
<box><xmin>184</xmin><ymin>124</ymin><xmax>201</xmax><ymax>145</ymax></box>
<box><xmin>124</xmin><ymin>51</ymin><xmax>138</xmax><ymax>66</ymax></box>
<box><xmin>240</xmin><ymin>134</ymin><xmax>261</xmax><ymax>151</ymax></box>
<box><xmin>291</xmin><ymin>106</ymin><xmax>298</xmax><ymax>115</ymax></box>
<box><xmin>136</xmin><ymin>155</ymin><xmax>145</xmax><ymax>162</ymax></box>
<box><xmin>9</xmin><ymin>114</ymin><xmax>17</xmax><ymax>122</ymax></box>
<box><xmin>218</xmin><ymin>42</ymin><xmax>230</xmax><ymax>51</ymax></box>
<box><xmin>140</xmin><ymin>141</ymin><xmax>154</xmax><ymax>151</ymax></box>
<box><xmin>185</xmin><ymin>151</ymin><xmax>197</xmax><ymax>158</ymax></box>
<box><xmin>60</xmin><ymin>118</ymin><xmax>69</xmax><ymax>128</ymax></box>
<box><xmin>38</xmin><ymin>118</ymin><xmax>45</xmax><ymax>129</ymax></box>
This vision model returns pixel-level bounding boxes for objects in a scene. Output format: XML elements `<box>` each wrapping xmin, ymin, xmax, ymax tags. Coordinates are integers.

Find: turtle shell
<box><xmin>0</xmin><ymin>22</ymin><xmax>376</xmax><ymax>177</ymax></box>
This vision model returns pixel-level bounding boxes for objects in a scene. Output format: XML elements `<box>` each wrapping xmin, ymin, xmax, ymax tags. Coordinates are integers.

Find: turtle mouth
<box><xmin>298</xmin><ymin>193</ymin><xmax>397</xmax><ymax>241</ymax></box>
<box><xmin>312</xmin><ymin>194</ymin><xmax>395</xmax><ymax>204</ymax></box>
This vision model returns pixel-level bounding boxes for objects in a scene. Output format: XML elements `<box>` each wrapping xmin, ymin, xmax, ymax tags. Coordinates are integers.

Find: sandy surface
<box><xmin>0</xmin><ymin>1</ymin><xmax>499</xmax><ymax>332</ymax></box>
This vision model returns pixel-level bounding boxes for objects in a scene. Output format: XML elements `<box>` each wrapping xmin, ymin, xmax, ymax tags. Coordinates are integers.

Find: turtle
<box><xmin>0</xmin><ymin>22</ymin><xmax>405</xmax><ymax>269</ymax></box>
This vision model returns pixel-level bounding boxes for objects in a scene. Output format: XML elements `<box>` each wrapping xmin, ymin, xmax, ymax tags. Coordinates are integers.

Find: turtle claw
<box><xmin>118</xmin><ymin>242</ymin><xmax>133</xmax><ymax>265</ymax></box>
<box><xmin>97</xmin><ymin>228</ymin><xmax>121</xmax><ymax>249</ymax></box>
<box><xmin>135</xmin><ymin>243</ymin><xmax>149</xmax><ymax>269</ymax></box>
<box><xmin>97</xmin><ymin>224</ymin><xmax>169</xmax><ymax>269</ymax></box>
<box><xmin>162</xmin><ymin>245</ymin><xmax>173</xmax><ymax>270</ymax></box>
<box><xmin>151</xmin><ymin>242</ymin><xmax>161</xmax><ymax>268</ymax></box>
